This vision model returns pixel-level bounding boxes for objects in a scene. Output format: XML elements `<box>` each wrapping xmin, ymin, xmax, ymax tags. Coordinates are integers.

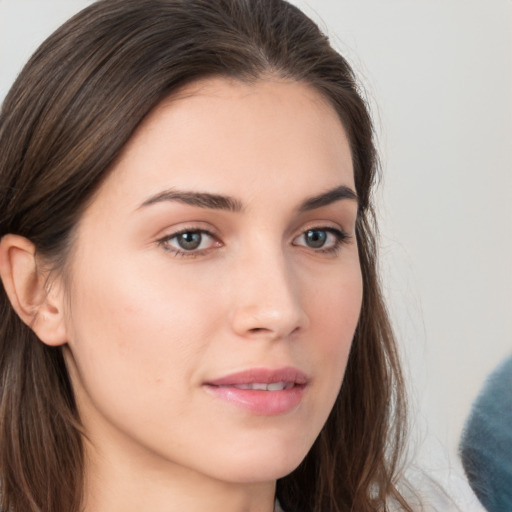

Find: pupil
<box><xmin>306</xmin><ymin>229</ymin><xmax>326</xmax><ymax>248</ymax></box>
<box><xmin>178</xmin><ymin>232</ymin><xmax>201</xmax><ymax>250</ymax></box>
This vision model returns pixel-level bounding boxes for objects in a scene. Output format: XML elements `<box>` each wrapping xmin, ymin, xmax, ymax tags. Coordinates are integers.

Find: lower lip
<box><xmin>203</xmin><ymin>385</ymin><xmax>305</xmax><ymax>416</ymax></box>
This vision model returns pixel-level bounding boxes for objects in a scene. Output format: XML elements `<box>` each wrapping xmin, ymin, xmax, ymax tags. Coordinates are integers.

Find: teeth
<box><xmin>231</xmin><ymin>382</ymin><xmax>289</xmax><ymax>391</ymax></box>
<box><xmin>267</xmin><ymin>382</ymin><xmax>286</xmax><ymax>391</ymax></box>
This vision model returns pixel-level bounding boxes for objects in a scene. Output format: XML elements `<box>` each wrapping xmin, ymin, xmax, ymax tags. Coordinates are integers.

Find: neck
<box><xmin>82</xmin><ymin>436</ymin><xmax>277</xmax><ymax>512</ymax></box>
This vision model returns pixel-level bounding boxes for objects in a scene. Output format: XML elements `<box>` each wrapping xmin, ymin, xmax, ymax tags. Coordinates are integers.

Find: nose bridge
<box><xmin>230</xmin><ymin>239</ymin><xmax>309</xmax><ymax>339</ymax></box>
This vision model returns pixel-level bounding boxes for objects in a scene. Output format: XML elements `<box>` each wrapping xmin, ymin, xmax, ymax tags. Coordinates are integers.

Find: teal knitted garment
<box><xmin>460</xmin><ymin>355</ymin><xmax>512</xmax><ymax>512</ymax></box>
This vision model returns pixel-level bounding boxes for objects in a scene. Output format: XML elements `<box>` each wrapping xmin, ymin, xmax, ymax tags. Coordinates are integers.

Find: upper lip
<box><xmin>205</xmin><ymin>366</ymin><xmax>308</xmax><ymax>387</ymax></box>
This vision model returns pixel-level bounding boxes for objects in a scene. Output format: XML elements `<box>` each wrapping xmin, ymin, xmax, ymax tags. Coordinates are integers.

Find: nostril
<box><xmin>246</xmin><ymin>326</ymin><xmax>302</xmax><ymax>337</ymax></box>
<box><xmin>248</xmin><ymin>327</ymin><xmax>267</xmax><ymax>334</ymax></box>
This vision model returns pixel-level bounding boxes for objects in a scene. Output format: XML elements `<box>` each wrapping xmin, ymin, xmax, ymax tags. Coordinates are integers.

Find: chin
<box><xmin>205</xmin><ymin>435</ymin><xmax>312</xmax><ymax>484</ymax></box>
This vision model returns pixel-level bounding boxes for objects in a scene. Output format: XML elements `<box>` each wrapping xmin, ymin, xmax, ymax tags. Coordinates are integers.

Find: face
<box><xmin>60</xmin><ymin>77</ymin><xmax>362</xmax><ymax>484</ymax></box>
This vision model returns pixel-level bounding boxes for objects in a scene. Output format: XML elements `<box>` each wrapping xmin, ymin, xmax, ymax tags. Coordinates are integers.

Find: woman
<box><xmin>0</xmin><ymin>1</ymin><xmax>409</xmax><ymax>511</ymax></box>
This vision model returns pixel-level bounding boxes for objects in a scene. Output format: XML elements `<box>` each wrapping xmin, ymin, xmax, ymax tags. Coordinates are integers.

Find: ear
<box><xmin>0</xmin><ymin>234</ymin><xmax>67</xmax><ymax>346</ymax></box>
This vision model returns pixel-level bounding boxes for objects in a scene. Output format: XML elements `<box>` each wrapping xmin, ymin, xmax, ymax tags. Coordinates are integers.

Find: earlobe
<box><xmin>0</xmin><ymin>234</ymin><xmax>68</xmax><ymax>346</ymax></box>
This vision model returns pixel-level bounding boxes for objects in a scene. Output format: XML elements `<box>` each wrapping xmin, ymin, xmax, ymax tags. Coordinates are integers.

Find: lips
<box><xmin>203</xmin><ymin>367</ymin><xmax>308</xmax><ymax>415</ymax></box>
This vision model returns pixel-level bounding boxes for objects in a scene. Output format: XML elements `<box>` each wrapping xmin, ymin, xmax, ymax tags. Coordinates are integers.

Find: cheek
<box><xmin>62</xmin><ymin>254</ymin><xmax>233</xmax><ymax>465</ymax></box>
<box><xmin>308</xmin><ymin>262</ymin><xmax>362</xmax><ymax>355</ymax></box>
<box><xmin>63</xmin><ymin>253</ymin><xmax>223</xmax><ymax>401</ymax></box>
<box><xmin>300</xmin><ymin>259</ymin><xmax>363</xmax><ymax>408</ymax></box>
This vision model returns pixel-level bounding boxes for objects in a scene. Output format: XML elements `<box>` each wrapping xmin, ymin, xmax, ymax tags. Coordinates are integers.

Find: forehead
<box><xmin>94</xmin><ymin>77</ymin><xmax>354</xmax><ymax>212</ymax></box>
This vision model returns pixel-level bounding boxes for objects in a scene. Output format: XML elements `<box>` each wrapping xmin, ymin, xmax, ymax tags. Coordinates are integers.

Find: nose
<box><xmin>229</xmin><ymin>246</ymin><xmax>309</xmax><ymax>341</ymax></box>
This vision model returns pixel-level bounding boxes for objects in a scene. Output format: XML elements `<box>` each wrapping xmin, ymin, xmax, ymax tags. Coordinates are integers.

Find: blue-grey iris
<box><xmin>177</xmin><ymin>232</ymin><xmax>202</xmax><ymax>250</ymax></box>
<box><xmin>305</xmin><ymin>229</ymin><xmax>327</xmax><ymax>248</ymax></box>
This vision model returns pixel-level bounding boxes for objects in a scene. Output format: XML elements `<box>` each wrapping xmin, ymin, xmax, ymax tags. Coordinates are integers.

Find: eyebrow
<box><xmin>138</xmin><ymin>185</ymin><xmax>358</xmax><ymax>213</ymax></box>
<box><xmin>139</xmin><ymin>189</ymin><xmax>244</xmax><ymax>212</ymax></box>
<box><xmin>298</xmin><ymin>185</ymin><xmax>358</xmax><ymax>212</ymax></box>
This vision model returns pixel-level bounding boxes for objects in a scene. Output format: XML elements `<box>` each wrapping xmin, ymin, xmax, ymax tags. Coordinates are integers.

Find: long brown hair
<box><xmin>0</xmin><ymin>1</ymin><xmax>409</xmax><ymax>511</ymax></box>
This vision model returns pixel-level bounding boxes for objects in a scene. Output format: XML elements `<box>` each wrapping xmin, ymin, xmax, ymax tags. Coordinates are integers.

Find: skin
<box><xmin>3</xmin><ymin>77</ymin><xmax>363</xmax><ymax>512</ymax></box>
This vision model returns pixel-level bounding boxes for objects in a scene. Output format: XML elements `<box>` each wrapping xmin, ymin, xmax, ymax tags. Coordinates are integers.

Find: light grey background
<box><xmin>1</xmin><ymin>0</ymin><xmax>511</xmax><ymax>507</ymax></box>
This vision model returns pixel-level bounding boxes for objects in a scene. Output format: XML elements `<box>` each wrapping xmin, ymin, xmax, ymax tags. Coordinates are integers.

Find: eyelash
<box><xmin>157</xmin><ymin>226</ymin><xmax>352</xmax><ymax>258</ymax></box>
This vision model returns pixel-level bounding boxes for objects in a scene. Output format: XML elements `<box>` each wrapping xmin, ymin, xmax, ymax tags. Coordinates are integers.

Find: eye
<box><xmin>293</xmin><ymin>227</ymin><xmax>349</xmax><ymax>253</ymax></box>
<box><xmin>174</xmin><ymin>231</ymin><xmax>204</xmax><ymax>250</ymax></box>
<box><xmin>158</xmin><ymin>229</ymin><xmax>219</xmax><ymax>256</ymax></box>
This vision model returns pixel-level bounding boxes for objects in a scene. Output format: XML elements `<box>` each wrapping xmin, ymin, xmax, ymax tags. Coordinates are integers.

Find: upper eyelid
<box><xmin>157</xmin><ymin>222</ymin><xmax>349</xmax><ymax>237</ymax></box>
<box><xmin>157</xmin><ymin>225</ymin><xmax>217</xmax><ymax>243</ymax></box>
<box><xmin>156</xmin><ymin>223</ymin><xmax>219</xmax><ymax>240</ymax></box>
<box><xmin>166</xmin><ymin>227</ymin><xmax>215</xmax><ymax>237</ymax></box>
<box><xmin>155</xmin><ymin>221</ymin><xmax>352</xmax><ymax>245</ymax></box>
<box><xmin>292</xmin><ymin>227</ymin><xmax>349</xmax><ymax>243</ymax></box>
<box><xmin>292</xmin><ymin>221</ymin><xmax>350</xmax><ymax>237</ymax></box>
